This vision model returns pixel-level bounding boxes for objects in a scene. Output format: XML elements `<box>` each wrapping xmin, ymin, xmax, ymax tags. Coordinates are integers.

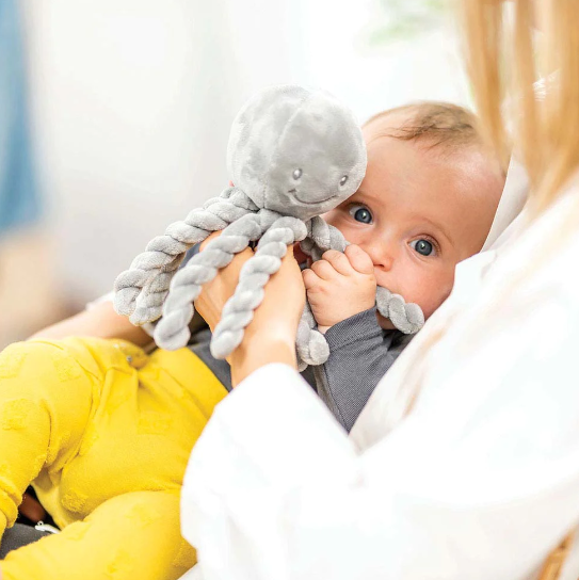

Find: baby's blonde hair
<box><xmin>364</xmin><ymin>102</ymin><xmax>487</xmax><ymax>155</ymax></box>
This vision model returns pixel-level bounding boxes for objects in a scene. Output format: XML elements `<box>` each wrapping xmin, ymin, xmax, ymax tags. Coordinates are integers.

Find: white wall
<box><xmin>21</xmin><ymin>0</ymin><xmax>470</xmax><ymax>302</ymax></box>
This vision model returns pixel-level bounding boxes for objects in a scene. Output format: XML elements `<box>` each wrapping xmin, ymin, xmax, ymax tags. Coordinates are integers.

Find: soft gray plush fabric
<box><xmin>114</xmin><ymin>188</ymin><xmax>258</xmax><ymax>326</ymax></box>
<box><xmin>113</xmin><ymin>85</ymin><xmax>424</xmax><ymax>368</ymax></box>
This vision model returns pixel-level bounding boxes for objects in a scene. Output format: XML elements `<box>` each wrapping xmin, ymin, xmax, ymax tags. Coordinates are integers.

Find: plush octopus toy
<box><xmin>113</xmin><ymin>85</ymin><xmax>424</xmax><ymax>370</ymax></box>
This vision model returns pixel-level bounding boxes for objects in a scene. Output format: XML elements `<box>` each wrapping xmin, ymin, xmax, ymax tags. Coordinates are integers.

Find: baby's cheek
<box><xmin>380</xmin><ymin>267</ymin><xmax>452</xmax><ymax>321</ymax></box>
<box><xmin>409</xmin><ymin>272</ymin><xmax>454</xmax><ymax>320</ymax></box>
<box><xmin>416</xmin><ymin>294</ymin><xmax>446</xmax><ymax>320</ymax></box>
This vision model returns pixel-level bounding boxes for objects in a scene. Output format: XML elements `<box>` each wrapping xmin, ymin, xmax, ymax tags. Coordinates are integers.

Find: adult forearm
<box><xmin>230</xmin><ymin>335</ymin><xmax>297</xmax><ymax>387</ymax></box>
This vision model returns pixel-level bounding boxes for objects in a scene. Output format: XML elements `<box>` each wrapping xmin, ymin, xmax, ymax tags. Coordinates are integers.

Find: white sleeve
<box><xmin>181</xmin><ymin>331</ymin><xmax>579</xmax><ymax>580</ymax></box>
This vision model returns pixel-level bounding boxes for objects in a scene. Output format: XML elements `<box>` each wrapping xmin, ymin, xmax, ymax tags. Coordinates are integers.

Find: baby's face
<box><xmin>323</xmin><ymin>121</ymin><xmax>504</xmax><ymax>326</ymax></box>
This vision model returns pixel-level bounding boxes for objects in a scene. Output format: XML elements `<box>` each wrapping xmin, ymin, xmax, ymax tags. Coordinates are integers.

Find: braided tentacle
<box><xmin>294</xmin><ymin>217</ymin><xmax>347</xmax><ymax>369</ymax></box>
<box><xmin>210</xmin><ymin>216</ymin><xmax>308</xmax><ymax>360</ymax></box>
<box><xmin>295</xmin><ymin>301</ymin><xmax>330</xmax><ymax>371</ymax></box>
<box><xmin>113</xmin><ymin>187</ymin><xmax>257</xmax><ymax>325</ymax></box>
<box><xmin>154</xmin><ymin>210</ymin><xmax>280</xmax><ymax>351</ymax></box>
<box><xmin>301</xmin><ymin>216</ymin><xmax>347</xmax><ymax>261</ymax></box>
<box><xmin>375</xmin><ymin>286</ymin><xmax>424</xmax><ymax>334</ymax></box>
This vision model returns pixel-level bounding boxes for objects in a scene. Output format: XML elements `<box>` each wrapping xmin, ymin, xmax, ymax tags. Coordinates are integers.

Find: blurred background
<box><xmin>0</xmin><ymin>0</ymin><xmax>471</xmax><ymax>347</ymax></box>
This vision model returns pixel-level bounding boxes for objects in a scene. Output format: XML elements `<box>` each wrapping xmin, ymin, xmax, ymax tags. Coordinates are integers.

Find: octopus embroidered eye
<box><xmin>339</xmin><ymin>175</ymin><xmax>348</xmax><ymax>186</ymax></box>
<box><xmin>410</xmin><ymin>239</ymin><xmax>434</xmax><ymax>256</ymax></box>
<box><xmin>292</xmin><ymin>168</ymin><xmax>302</xmax><ymax>180</ymax></box>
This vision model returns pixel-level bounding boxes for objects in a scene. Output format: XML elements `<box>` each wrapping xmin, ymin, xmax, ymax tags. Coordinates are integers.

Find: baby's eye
<box><xmin>349</xmin><ymin>204</ymin><xmax>373</xmax><ymax>224</ymax></box>
<box><xmin>409</xmin><ymin>239</ymin><xmax>435</xmax><ymax>256</ymax></box>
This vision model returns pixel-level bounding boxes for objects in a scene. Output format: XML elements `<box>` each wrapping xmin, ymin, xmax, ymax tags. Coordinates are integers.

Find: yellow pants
<box><xmin>0</xmin><ymin>337</ymin><xmax>227</xmax><ymax>580</ymax></box>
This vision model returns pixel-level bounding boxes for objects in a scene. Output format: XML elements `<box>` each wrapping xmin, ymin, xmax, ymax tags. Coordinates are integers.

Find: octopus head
<box><xmin>227</xmin><ymin>85</ymin><xmax>367</xmax><ymax>221</ymax></box>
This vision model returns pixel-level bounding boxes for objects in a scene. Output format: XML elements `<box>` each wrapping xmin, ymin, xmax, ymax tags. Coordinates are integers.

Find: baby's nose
<box><xmin>366</xmin><ymin>249</ymin><xmax>394</xmax><ymax>273</ymax></box>
<box><xmin>373</xmin><ymin>260</ymin><xmax>393</xmax><ymax>275</ymax></box>
<box><xmin>356</xmin><ymin>237</ymin><xmax>394</xmax><ymax>272</ymax></box>
<box><xmin>372</xmin><ymin>260</ymin><xmax>395</xmax><ymax>291</ymax></box>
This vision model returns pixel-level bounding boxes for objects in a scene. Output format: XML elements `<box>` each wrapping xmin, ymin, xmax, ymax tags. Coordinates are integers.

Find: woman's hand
<box><xmin>195</xmin><ymin>235</ymin><xmax>306</xmax><ymax>386</ymax></box>
<box><xmin>229</xmin><ymin>246</ymin><xmax>305</xmax><ymax>385</ymax></box>
<box><xmin>194</xmin><ymin>233</ymin><xmax>255</xmax><ymax>333</ymax></box>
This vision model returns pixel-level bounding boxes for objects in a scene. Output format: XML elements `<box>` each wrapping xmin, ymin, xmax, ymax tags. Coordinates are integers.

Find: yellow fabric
<box><xmin>0</xmin><ymin>337</ymin><xmax>227</xmax><ymax>580</ymax></box>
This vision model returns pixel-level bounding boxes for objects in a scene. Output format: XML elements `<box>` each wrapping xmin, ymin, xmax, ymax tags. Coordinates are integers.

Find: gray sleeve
<box><xmin>180</xmin><ymin>243</ymin><xmax>201</xmax><ymax>267</ymax></box>
<box><xmin>188</xmin><ymin>328</ymin><xmax>233</xmax><ymax>392</ymax></box>
<box><xmin>312</xmin><ymin>307</ymin><xmax>409</xmax><ymax>433</ymax></box>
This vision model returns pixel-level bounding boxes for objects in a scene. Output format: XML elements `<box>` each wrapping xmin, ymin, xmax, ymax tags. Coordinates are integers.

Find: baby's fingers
<box><xmin>302</xmin><ymin>268</ymin><xmax>321</xmax><ymax>289</ymax></box>
<box><xmin>310</xmin><ymin>259</ymin><xmax>337</xmax><ymax>280</ymax></box>
<box><xmin>321</xmin><ymin>249</ymin><xmax>353</xmax><ymax>276</ymax></box>
<box><xmin>345</xmin><ymin>244</ymin><xmax>374</xmax><ymax>275</ymax></box>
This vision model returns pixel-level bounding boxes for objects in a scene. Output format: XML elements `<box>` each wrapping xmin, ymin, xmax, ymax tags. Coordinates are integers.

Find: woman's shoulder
<box><xmin>490</xmin><ymin>182</ymin><xmax>579</xmax><ymax>299</ymax></box>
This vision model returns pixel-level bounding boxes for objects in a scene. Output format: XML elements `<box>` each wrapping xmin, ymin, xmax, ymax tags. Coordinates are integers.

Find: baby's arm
<box><xmin>28</xmin><ymin>300</ymin><xmax>152</xmax><ymax>347</ymax></box>
<box><xmin>303</xmin><ymin>246</ymin><xmax>410</xmax><ymax>432</ymax></box>
<box><xmin>314</xmin><ymin>310</ymin><xmax>409</xmax><ymax>432</ymax></box>
<box><xmin>302</xmin><ymin>245</ymin><xmax>376</xmax><ymax>333</ymax></box>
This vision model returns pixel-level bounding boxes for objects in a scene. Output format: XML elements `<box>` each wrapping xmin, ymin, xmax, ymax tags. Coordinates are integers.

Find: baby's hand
<box><xmin>302</xmin><ymin>245</ymin><xmax>376</xmax><ymax>334</ymax></box>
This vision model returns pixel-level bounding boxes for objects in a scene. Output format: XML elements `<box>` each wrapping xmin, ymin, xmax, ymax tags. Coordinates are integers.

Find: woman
<box><xmin>180</xmin><ymin>1</ymin><xmax>579</xmax><ymax>579</ymax></box>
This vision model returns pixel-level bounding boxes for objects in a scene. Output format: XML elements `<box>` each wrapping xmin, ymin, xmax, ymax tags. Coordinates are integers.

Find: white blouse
<box><xmin>180</xmin><ymin>178</ymin><xmax>579</xmax><ymax>579</ymax></box>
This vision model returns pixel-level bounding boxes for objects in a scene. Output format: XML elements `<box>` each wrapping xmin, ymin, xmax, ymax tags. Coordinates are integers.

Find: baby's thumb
<box><xmin>345</xmin><ymin>244</ymin><xmax>374</xmax><ymax>275</ymax></box>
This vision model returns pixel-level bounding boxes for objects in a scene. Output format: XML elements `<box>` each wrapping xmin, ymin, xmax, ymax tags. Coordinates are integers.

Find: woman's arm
<box><xmin>182</xmin><ymin>329</ymin><xmax>579</xmax><ymax>580</ymax></box>
<box><xmin>28</xmin><ymin>300</ymin><xmax>152</xmax><ymax>346</ymax></box>
<box><xmin>228</xmin><ymin>248</ymin><xmax>304</xmax><ymax>385</ymax></box>
<box><xmin>182</xmin><ymin>235</ymin><xmax>579</xmax><ymax>579</ymax></box>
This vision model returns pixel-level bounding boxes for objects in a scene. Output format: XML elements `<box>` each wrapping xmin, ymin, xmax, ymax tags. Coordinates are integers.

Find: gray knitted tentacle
<box><xmin>131</xmin><ymin>187</ymin><xmax>258</xmax><ymax>324</ymax></box>
<box><xmin>153</xmin><ymin>211</ymin><xmax>267</xmax><ymax>351</ymax></box>
<box><xmin>375</xmin><ymin>286</ymin><xmax>424</xmax><ymax>335</ymax></box>
<box><xmin>301</xmin><ymin>217</ymin><xmax>347</xmax><ymax>261</ymax></box>
<box><xmin>292</xmin><ymin>218</ymin><xmax>348</xmax><ymax>369</ymax></box>
<box><xmin>295</xmin><ymin>301</ymin><xmax>330</xmax><ymax>370</ymax></box>
<box><xmin>113</xmin><ymin>187</ymin><xmax>255</xmax><ymax>324</ymax></box>
<box><xmin>296</xmin><ymin>305</ymin><xmax>314</xmax><ymax>372</ymax></box>
<box><xmin>210</xmin><ymin>216</ymin><xmax>308</xmax><ymax>360</ymax></box>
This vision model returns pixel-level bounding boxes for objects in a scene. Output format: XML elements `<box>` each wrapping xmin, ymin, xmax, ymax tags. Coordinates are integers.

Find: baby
<box><xmin>0</xmin><ymin>102</ymin><xmax>504</xmax><ymax>580</ymax></box>
<box><xmin>301</xmin><ymin>102</ymin><xmax>504</xmax><ymax>428</ymax></box>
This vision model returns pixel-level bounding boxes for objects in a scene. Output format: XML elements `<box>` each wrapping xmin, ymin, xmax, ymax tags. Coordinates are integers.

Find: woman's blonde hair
<box><xmin>459</xmin><ymin>0</ymin><xmax>579</xmax><ymax>214</ymax></box>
